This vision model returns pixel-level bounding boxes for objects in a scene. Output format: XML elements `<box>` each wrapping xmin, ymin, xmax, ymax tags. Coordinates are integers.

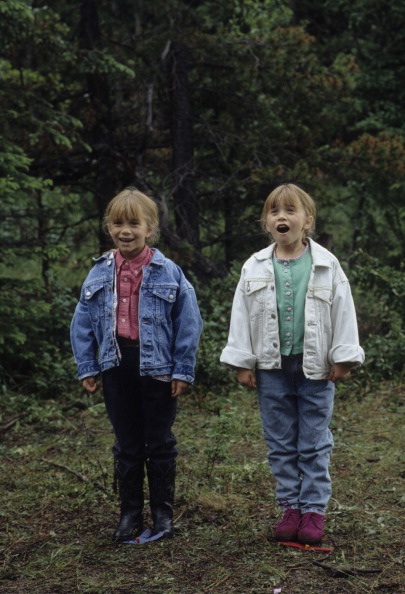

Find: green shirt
<box><xmin>273</xmin><ymin>245</ymin><xmax>312</xmax><ymax>355</ymax></box>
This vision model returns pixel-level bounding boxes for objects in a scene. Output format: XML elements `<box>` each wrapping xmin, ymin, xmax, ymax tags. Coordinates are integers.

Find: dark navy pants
<box><xmin>102</xmin><ymin>343</ymin><xmax>178</xmax><ymax>479</ymax></box>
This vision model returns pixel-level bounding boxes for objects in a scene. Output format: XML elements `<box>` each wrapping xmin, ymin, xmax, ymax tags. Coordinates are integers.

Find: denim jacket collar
<box><xmin>253</xmin><ymin>238</ymin><xmax>332</xmax><ymax>269</ymax></box>
<box><xmin>92</xmin><ymin>248</ymin><xmax>166</xmax><ymax>267</ymax></box>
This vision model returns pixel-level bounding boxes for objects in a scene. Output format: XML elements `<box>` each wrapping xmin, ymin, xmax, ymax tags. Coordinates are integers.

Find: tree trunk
<box><xmin>80</xmin><ymin>0</ymin><xmax>117</xmax><ymax>252</ymax></box>
<box><xmin>163</xmin><ymin>41</ymin><xmax>200</xmax><ymax>248</ymax></box>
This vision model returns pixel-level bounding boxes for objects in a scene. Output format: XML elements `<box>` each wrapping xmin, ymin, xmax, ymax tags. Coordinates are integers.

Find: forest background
<box><xmin>0</xmin><ymin>1</ymin><xmax>404</xmax><ymax>593</ymax></box>
<box><xmin>1</xmin><ymin>0</ymin><xmax>404</xmax><ymax>395</ymax></box>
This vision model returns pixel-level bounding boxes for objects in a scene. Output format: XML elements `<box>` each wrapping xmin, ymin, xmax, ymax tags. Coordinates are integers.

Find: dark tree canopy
<box><xmin>0</xmin><ymin>0</ymin><xmax>404</xmax><ymax>394</ymax></box>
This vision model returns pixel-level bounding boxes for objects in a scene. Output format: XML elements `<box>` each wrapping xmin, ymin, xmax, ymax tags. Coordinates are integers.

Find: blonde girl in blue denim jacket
<box><xmin>71</xmin><ymin>188</ymin><xmax>203</xmax><ymax>543</ymax></box>
<box><xmin>221</xmin><ymin>184</ymin><xmax>364</xmax><ymax>545</ymax></box>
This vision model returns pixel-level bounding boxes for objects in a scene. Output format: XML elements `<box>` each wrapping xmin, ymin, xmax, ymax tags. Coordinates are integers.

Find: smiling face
<box><xmin>104</xmin><ymin>189</ymin><xmax>159</xmax><ymax>259</ymax></box>
<box><xmin>108</xmin><ymin>215</ymin><xmax>152</xmax><ymax>260</ymax></box>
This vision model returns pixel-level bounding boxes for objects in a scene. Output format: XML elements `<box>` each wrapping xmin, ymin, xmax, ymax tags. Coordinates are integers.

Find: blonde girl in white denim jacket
<box><xmin>220</xmin><ymin>184</ymin><xmax>364</xmax><ymax>546</ymax></box>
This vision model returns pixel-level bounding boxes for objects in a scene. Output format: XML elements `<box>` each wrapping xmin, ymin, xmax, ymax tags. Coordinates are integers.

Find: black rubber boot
<box><xmin>113</xmin><ymin>465</ymin><xmax>144</xmax><ymax>542</ymax></box>
<box><xmin>147</xmin><ymin>461</ymin><xmax>176</xmax><ymax>538</ymax></box>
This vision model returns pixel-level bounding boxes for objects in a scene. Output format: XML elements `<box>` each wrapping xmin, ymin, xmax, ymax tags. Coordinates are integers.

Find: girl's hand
<box><xmin>171</xmin><ymin>379</ymin><xmax>189</xmax><ymax>398</ymax></box>
<box><xmin>236</xmin><ymin>368</ymin><xmax>257</xmax><ymax>389</ymax></box>
<box><xmin>327</xmin><ymin>363</ymin><xmax>352</xmax><ymax>383</ymax></box>
<box><xmin>82</xmin><ymin>376</ymin><xmax>99</xmax><ymax>393</ymax></box>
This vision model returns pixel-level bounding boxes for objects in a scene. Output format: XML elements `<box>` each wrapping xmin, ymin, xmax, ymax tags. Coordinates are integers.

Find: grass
<box><xmin>0</xmin><ymin>380</ymin><xmax>403</xmax><ymax>594</ymax></box>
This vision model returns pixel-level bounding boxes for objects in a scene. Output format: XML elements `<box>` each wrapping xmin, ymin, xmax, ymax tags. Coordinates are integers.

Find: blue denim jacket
<box><xmin>70</xmin><ymin>248</ymin><xmax>203</xmax><ymax>383</ymax></box>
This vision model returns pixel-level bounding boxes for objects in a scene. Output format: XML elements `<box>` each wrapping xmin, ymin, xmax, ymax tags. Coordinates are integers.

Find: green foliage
<box><xmin>350</xmin><ymin>251</ymin><xmax>405</xmax><ymax>382</ymax></box>
<box><xmin>0</xmin><ymin>0</ymin><xmax>404</xmax><ymax>399</ymax></box>
<box><xmin>326</xmin><ymin>0</ymin><xmax>405</xmax><ymax>133</ymax></box>
<box><xmin>193</xmin><ymin>247</ymin><xmax>405</xmax><ymax>398</ymax></box>
<box><xmin>194</xmin><ymin>266</ymin><xmax>241</xmax><ymax>389</ymax></box>
<box><xmin>202</xmin><ymin>405</ymin><xmax>237</xmax><ymax>481</ymax></box>
<box><xmin>0</xmin><ymin>279</ymin><xmax>77</xmax><ymax>396</ymax></box>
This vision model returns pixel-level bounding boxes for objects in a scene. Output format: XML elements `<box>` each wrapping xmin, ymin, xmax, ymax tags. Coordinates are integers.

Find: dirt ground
<box><xmin>1</xmin><ymin>382</ymin><xmax>403</xmax><ymax>593</ymax></box>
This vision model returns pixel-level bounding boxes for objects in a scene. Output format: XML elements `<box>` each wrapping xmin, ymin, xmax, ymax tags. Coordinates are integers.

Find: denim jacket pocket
<box><xmin>312</xmin><ymin>287</ymin><xmax>332</xmax><ymax>304</ymax></box>
<box><xmin>245</xmin><ymin>280</ymin><xmax>268</xmax><ymax>295</ymax></box>
<box><xmin>83</xmin><ymin>280</ymin><xmax>107</xmax><ymax>322</ymax></box>
<box><xmin>152</xmin><ymin>286</ymin><xmax>178</xmax><ymax>320</ymax></box>
<box><xmin>245</xmin><ymin>280</ymin><xmax>269</xmax><ymax>320</ymax></box>
<box><xmin>311</xmin><ymin>287</ymin><xmax>332</xmax><ymax>334</ymax></box>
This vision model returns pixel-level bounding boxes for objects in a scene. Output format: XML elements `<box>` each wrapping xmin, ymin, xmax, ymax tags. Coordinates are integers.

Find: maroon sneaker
<box><xmin>274</xmin><ymin>508</ymin><xmax>301</xmax><ymax>541</ymax></box>
<box><xmin>297</xmin><ymin>512</ymin><xmax>325</xmax><ymax>544</ymax></box>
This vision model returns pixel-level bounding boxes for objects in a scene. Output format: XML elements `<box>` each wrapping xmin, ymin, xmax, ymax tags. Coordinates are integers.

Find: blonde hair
<box><xmin>103</xmin><ymin>188</ymin><xmax>160</xmax><ymax>245</ymax></box>
<box><xmin>260</xmin><ymin>183</ymin><xmax>316</xmax><ymax>238</ymax></box>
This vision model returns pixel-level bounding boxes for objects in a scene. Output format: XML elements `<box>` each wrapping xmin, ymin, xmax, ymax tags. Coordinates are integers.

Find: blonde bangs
<box><xmin>261</xmin><ymin>184</ymin><xmax>316</xmax><ymax>236</ymax></box>
<box><xmin>107</xmin><ymin>191</ymin><xmax>145</xmax><ymax>223</ymax></box>
<box><xmin>266</xmin><ymin>186</ymin><xmax>303</xmax><ymax>211</ymax></box>
<box><xmin>103</xmin><ymin>188</ymin><xmax>160</xmax><ymax>245</ymax></box>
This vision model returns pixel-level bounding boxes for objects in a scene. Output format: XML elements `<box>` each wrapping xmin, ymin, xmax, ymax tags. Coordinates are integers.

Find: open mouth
<box><xmin>276</xmin><ymin>224</ymin><xmax>289</xmax><ymax>234</ymax></box>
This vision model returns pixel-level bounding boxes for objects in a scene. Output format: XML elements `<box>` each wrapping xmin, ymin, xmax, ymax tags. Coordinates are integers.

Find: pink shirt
<box><xmin>115</xmin><ymin>246</ymin><xmax>153</xmax><ymax>340</ymax></box>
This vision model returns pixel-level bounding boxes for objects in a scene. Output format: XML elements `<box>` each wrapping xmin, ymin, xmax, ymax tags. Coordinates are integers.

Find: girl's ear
<box><xmin>304</xmin><ymin>215</ymin><xmax>313</xmax><ymax>230</ymax></box>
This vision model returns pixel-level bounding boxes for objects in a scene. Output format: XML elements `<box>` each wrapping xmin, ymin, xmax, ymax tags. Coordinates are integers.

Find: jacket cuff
<box><xmin>77</xmin><ymin>362</ymin><xmax>101</xmax><ymax>380</ymax></box>
<box><xmin>172</xmin><ymin>364</ymin><xmax>195</xmax><ymax>384</ymax></box>
<box><xmin>220</xmin><ymin>347</ymin><xmax>257</xmax><ymax>370</ymax></box>
<box><xmin>329</xmin><ymin>345</ymin><xmax>365</xmax><ymax>367</ymax></box>
<box><xmin>172</xmin><ymin>373</ymin><xmax>194</xmax><ymax>384</ymax></box>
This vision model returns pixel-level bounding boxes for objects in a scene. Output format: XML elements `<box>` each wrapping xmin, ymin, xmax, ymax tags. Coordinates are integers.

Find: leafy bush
<box><xmin>2</xmin><ymin>248</ymin><xmax>402</xmax><ymax>402</ymax></box>
<box><xmin>194</xmin><ymin>251</ymin><xmax>405</xmax><ymax>397</ymax></box>
<box><xmin>0</xmin><ymin>279</ymin><xmax>77</xmax><ymax>397</ymax></box>
<box><xmin>349</xmin><ymin>250</ymin><xmax>405</xmax><ymax>383</ymax></box>
<box><xmin>194</xmin><ymin>266</ymin><xmax>241</xmax><ymax>390</ymax></box>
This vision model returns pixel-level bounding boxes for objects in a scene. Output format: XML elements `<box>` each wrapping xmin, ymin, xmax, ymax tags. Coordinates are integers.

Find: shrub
<box><xmin>0</xmin><ymin>279</ymin><xmax>77</xmax><ymax>397</ymax></box>
<box><xmin>193</xmin><ymin>266</ymin><xmax>241</xmax><ymax>391</ymax></box>
<box><xmin>350</xmin><ymin>250</ymin><xmax>405</xmax><ymax>383</ymax></box>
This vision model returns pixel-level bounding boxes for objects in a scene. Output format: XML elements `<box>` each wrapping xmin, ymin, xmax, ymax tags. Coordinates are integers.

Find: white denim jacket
<box><xmin>220</xmin><ymin>239</ymin><xmax>365</xmax><ymax>379</ymax></box>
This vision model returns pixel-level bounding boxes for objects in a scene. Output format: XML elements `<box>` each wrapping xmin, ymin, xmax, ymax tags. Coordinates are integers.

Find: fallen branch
<box><xmin>61</xmin><ymin>401</ymin><xmax>89</xmax><ymax>413</ymax></box>
<box><xmin>41</xmin><ymin>457</ymin><xmax>106</xmax><ymax>491</ymax></box>
<box><xmin>0</xmin><ymin>415</ymin><xmax>26</xmax><ymax>434</ymax></box>
<box><xmin>313</xmin><ymin>560</ymin><xmax>382</xmax><ymax>578</ymax></box>
<box><xmin>203</xmin><ymin>573</ymin><xmax>231</xmax><ymax>592</ymax></box>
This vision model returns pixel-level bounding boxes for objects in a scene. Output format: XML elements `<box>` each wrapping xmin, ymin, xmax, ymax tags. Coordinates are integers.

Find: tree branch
<box><xmin>41</xmin><ymin>457</ymin><xmax>106</xmax><ymax>491</ymax></box>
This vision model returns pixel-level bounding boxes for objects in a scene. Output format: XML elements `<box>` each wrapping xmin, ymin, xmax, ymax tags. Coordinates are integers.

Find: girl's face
<box><xmin>265</xmin><ymin>200</ymin><xmax>313</xmax><ymax>250</ymax></box>
<box><xmin>108</xmin><ymin>214</ymin><xmax>152</xmax><ymax>260</ymax></box>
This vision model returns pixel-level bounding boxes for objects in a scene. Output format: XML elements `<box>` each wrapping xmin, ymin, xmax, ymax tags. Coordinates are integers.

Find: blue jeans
<box><xmin>256</xmin><ymin>355</ymin><xmax>335</xmax><ymax>514</ymax></box>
